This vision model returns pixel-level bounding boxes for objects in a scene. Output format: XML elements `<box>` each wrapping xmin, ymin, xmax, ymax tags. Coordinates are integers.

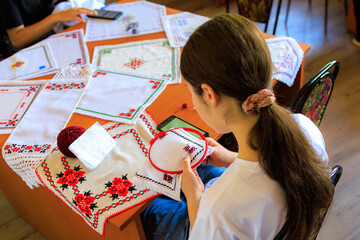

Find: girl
<box><xmin>141</xmin><ymin>13</ymin><xmax>333</xmax><ymax>240</ymax></box>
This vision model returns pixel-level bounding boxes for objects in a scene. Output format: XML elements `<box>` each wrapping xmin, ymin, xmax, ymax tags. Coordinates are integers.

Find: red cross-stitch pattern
<box><xmin>124</xmin><ymin>57</ymin><xmax>148</xmax><ymax>70</ymax></box>
<box><xmin>183</xmin><ymin>144</ymin><xmax>196</xmax><ymax>154</ymax></box>
<box><xmin>35</xmin><ymin>113</ymin><xmax>159</xmax><ymax>236</ymax></box>
<box><xmin>57</xmin><ymin>168</ymin><xmax>85</xmax><ymax>187</ymax></box>
<box><xmin>106</xmin><ymin>177</ymin><xmax>133</xmax><ymax>197</ymax></box>
<box><xmin>163</xmin><ymin>173</ymin><xmax>173</xmax><ymax>183</ymax></box>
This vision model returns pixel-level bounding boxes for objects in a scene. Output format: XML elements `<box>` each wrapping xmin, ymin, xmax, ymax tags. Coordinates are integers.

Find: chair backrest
<box><xmin>289</xmin><ymin>60</ymin><xmax>340</xmax><ymax>127</ymax></box>
<box><xmin>308</xmin><ymin>165</ymin><xmax>343</xmax><ymax>240</ymax></box>
<box><xmin>226</xmin><ymin>0</ymin><xmax>274</xmax><ymax>33</ymax></box>
<box><xmin>273</xmin><ymin>165</ymin><xmax>343</xmax><ymax>240</ymax></box>
<box><xmin>237</xmin><ymin>0</ymin><xmax>274</xmax><ymax>23</ymax></box>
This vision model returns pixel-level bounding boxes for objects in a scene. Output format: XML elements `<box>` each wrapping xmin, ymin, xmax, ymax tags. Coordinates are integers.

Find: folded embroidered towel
<box><xmin>132</xmin><ymin>128</ymin><xmax>213</xmax><ymax>201</ymax></box>
<box><xmin>85</xmin><ymin>1</ymin><xmax>166</xmax><ymax>42</ymax></box>
<box><xmin>2</xmin><ymin>66</ymin><xmax>92</xmax><ymax>188</ymax></box>
<box><xmin>35</xmin><ymin>29</ymin><xmax>90</xmax><ymax>68</ymax></box>
<box><xmin>92</xmin><ymin>38</ymin><xmax>181</xmax><ymax>84</ymax></box>
<box><xmin>69</xmin><ymin>122</ymin><xmax>117</xmax><ymax>170</ymax></box>
<box><xmin>0</xmin><ymin>43</ymin><xmax>58</xmax><ymax>81</ymax></box>
<box><xmin>266</xmin><ymin>37</ymin><xmax>304</xmax><ymax>87</ymax></box>
<box><xmin>162</xmin><ymin>12</ymin><xmax>210</xmax><ymax>48</ymax></box>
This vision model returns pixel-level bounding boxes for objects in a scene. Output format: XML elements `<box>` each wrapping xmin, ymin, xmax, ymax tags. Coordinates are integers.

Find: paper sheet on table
<box><xmin>0</xmin><ymin>43</ymin><xmax>58</xmax><ymax>81</ymax></box>
<box><xmin>85</xmin><ymin>1</ymin><xmax>166</xmax><ymax>42</ymax></box>
<box><xmin>92</xmin><ymin>39</ymin><xmax>181</xmax><ymax>84</ymax></box>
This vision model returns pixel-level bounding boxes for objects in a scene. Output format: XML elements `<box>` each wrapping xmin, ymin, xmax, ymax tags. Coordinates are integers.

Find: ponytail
<box><xmin>248</xmin><ymin>104</ymin><xmax>333</xmax><ymax>239</ymax></box>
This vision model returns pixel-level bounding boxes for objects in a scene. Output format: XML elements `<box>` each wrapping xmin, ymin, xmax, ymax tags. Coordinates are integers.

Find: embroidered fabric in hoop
<box><xmin>2</xmin><ymin>66</ymin><xmax>92</xmax><ymax>188</ymax></box>
<box><xmin>132</xmin><ymin>128</ymin><xmax>213</xmax><ymax>201</ymax></box>
<box><xmin>242</xmin><ymin>89</ymin><xmax>276</xmax><ymax>116</ymax></box>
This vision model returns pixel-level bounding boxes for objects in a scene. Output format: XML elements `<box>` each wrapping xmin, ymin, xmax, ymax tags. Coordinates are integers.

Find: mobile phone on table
<box><xmin>157</xmin><ymin>115</ymin><xmax>210</xmax><ymax>137</ymax></box>
<box><xmin>87</xmin><ymin>10</ymin><xmax>123</xmax><ymax>20</ymax></box>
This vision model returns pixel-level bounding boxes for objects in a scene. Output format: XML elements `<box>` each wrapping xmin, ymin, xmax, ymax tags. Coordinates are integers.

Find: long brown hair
<box><xmin>180</xmin><ymin>14</ymin><xmax>333</xmax><ymax>239</ymax></box>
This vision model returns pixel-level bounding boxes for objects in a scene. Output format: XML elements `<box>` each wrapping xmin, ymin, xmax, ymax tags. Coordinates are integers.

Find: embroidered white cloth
<box><xmin>2</xmin><ymin>66</ymin><xmax>92</xmax><ymax>188</ymax></box>
<box><xmin>75</xmin><ymin>70</ymin><xmax>168</xmax><ymax>124</ymax></box>
<box><xmin>92</xmin><ymin>39</ymin><xmax>181</xmax><ymax>84</ymax></box>
<box><xmin>0</xmin><ymin>80</ymin><xmax>45</xmax><ymax>134</ymax></box>
<box><xmin>85</xmin><ymin>1</ymin><xmax>166</xmax><ymax>42</ymax></box>
<box><xmin>162</xmin><ymin>12</ymin><xmax>210</xmax><ymax>48</ymax></box>
<box><xmin>69</xmin><ymin>122</ymin><xmax>117</xmax><ymax>170</ymax></box>
<box><xmin>266</xmin><ymin>37</ymin><xmax>304</xmax><ymax>87</ymax></box>
<box><xmin>132</xmin><ymin>128</ymin><xmax>214</xmax><ymax>201</ymax></box>
<box><xmin>36</xmin><ymin>29</ymin><xmax>90</xmax><ymax>68</ymax></box>
<box><xmin>0</xmin><ymin>43</ymin><xmax>58</xmax><ymax>81</ymax></box>
<box><xmin>36</xmin><ymin>112</ymin><xmax>159</xmax><ymax>236</ymax></box>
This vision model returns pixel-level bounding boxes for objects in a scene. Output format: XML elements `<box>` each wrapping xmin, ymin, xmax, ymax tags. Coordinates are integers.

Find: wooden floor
<box><xmin>1</xmin><ymin>0</ymin><xmax>359</xmax><ymax>239</ymax></box>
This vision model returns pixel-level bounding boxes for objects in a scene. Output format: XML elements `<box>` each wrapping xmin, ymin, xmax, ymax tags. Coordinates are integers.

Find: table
<box><xmin>0</xmin><ymin>1</ymin><xmax>310</xmax><ymax>239</ymax></box>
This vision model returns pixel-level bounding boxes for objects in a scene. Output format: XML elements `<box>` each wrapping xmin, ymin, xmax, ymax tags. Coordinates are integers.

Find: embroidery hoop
<box><xmin>148</xmin><ymin>127</ymin><xmax>208</xmax><ymax>174</ymax></box>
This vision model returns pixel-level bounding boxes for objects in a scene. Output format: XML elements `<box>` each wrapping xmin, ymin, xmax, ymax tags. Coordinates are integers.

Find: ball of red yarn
<box><xmin>57</xmin><ymin>126</ymin><xmax>86</xmax><ymax>158</ymax></box>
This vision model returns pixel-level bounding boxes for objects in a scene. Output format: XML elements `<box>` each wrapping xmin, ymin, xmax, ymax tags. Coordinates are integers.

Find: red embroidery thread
<box><xmin>183</xmin><ymin>144</ymin><xmax>196</xmax><ymax>154</ymax></box>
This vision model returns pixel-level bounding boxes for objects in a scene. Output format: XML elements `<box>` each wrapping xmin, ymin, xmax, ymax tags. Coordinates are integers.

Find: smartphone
<box><xmin>157</xmin><ymin>115</ymin><xmax>210</xmax><ymax>137</ymax></box>
<box><xmin>87</xmin><ymin>10</ymin><xmax>123</xmax><ymax>20</ymax></box>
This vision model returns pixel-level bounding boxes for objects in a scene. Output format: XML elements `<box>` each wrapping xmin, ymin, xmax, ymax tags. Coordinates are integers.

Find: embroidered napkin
<box><xmin>75</xmin><ymin>70</ymin><xmax>168</xmax><ymax>124</ymax></box>
<box><xmin>0</xmin><ymin>43</ymin><xmax>58</xmax><ymax>81</ymax></box>
<box><xmin>162</xmin><ymin>12</ymin><xmax>210</xmax><ymax>47</ymax></box>
<box><xmin>2</xmin><ymin>66</ymin><xmax>92</xmax><ymax>188</ymax></box>
<box><xmin>92</xmin><ymin>39</ymin><xmax>181</xmax><ymax>84</ymax></box>
<box><xmin>132</xmin><ymin>128</ymin><xmax>214</xmax><ymax>201</ymax></box>
<box><xmin>36</xmin><ymin>29</ymin><xmax>90</xmax><ymax>68</ymax></box>
<box><xmin>69</xmin><ymin>122</ymin><xmax>117</xmax><ymax>170</ymax></box>
<box><xmin>36</xmin><ymin>112</ymin><xmax>159</xmax><ymax>236</ymax></box>
<box><xmin>0</xmin><ymin>80</ymin><xmax>45</xmax><ymax>134</ymax></box>
<box><xmin>266</xmin><ymin>37</ymin><xmax>304</xmax><ymax>87</ymax></box>
<box><xmin>85</xmin><ymin>1</ymin><xmax>166</xmax><ymax>42</ymax></box>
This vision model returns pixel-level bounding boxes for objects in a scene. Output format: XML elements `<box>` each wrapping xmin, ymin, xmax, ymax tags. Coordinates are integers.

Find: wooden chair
<box><xmin>289</xmin><ymin>60</ymin><xmax>340</xmax><ymax>127</ymax></box>
<box><xmin>274</xmin><ymin>165</ymin><xmax>343</xmax><ymax>240</ymax></box>
<box><xmin>225</xmin><ymin>0</ymin><xmax>283</xmax><ymax>34</ymax></box>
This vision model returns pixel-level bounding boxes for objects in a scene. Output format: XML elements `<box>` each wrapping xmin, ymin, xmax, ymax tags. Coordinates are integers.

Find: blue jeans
<box><xmin>140</xmin><ymin>164</ymin><xmax>226</xmax><ymax>240</ymax></box>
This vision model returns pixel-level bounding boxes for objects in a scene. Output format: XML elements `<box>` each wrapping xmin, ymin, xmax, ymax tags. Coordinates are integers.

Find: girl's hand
<box><xmin>52</xmin><ymin>7</ymin><xmax>96</xmax><ymax>23</ymax></box>
<box><xmin>205</xmin><ymin>138</ymin><xmax>237</xmax><ymax>168</ymax></box>
<box><xmin>181</xmin><ymin>156</ymin><xmax>204</xmax><ymax>198</ymax></box>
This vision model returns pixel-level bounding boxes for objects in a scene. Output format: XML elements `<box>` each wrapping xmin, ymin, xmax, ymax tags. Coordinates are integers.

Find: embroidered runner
<box><xmin>36</xmin><ymin>29</ymin><xmax>90</xmax><ymax>68</ymax></box>
<box><xmin>2</xmin><ymin>66</ymin><xmax>92</xmax><ymax>188</ymax></box>
<box><xmin>0</xmin><ymin>43</ymin><xmax>58</xmax><ymax>81</ymax></box>
<box><xmin>92</xmin><ymin>38</ymin><xmax>181</xmax><ymax>84</ymax></box>
<box><xmin>85</xmin><ymin>1</ymin><xmax>166</xmax><ymax>42</ymax></box>
<box><xmin>36</xmin><ymin>112</ymin><xmax>159</xmax><ymax>236</ymax></box>
<box><xmin>75</xmin><ymin>70</ymin><xmax>168</xmax><ymax>124</ymax></box>
<box><xmin>162</xmin><ymin>12</ymin><xmax>210</xmax><ymax>47</ymax></box>
<box><xmin>0</xmin><ymin>81</ymin><xmax>45</xmax><ymax>134</ymax></box>
<box><xmin>266</xmin><ymin>37</ymin><xmax>304</xmax><ymax>87</ymax></box>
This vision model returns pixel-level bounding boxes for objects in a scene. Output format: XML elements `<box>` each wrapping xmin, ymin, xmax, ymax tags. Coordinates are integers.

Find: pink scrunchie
<box><xmin>241</xmin><ymin>89</ymin><xmax>276</xmax><ymax>116</ymax></box>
